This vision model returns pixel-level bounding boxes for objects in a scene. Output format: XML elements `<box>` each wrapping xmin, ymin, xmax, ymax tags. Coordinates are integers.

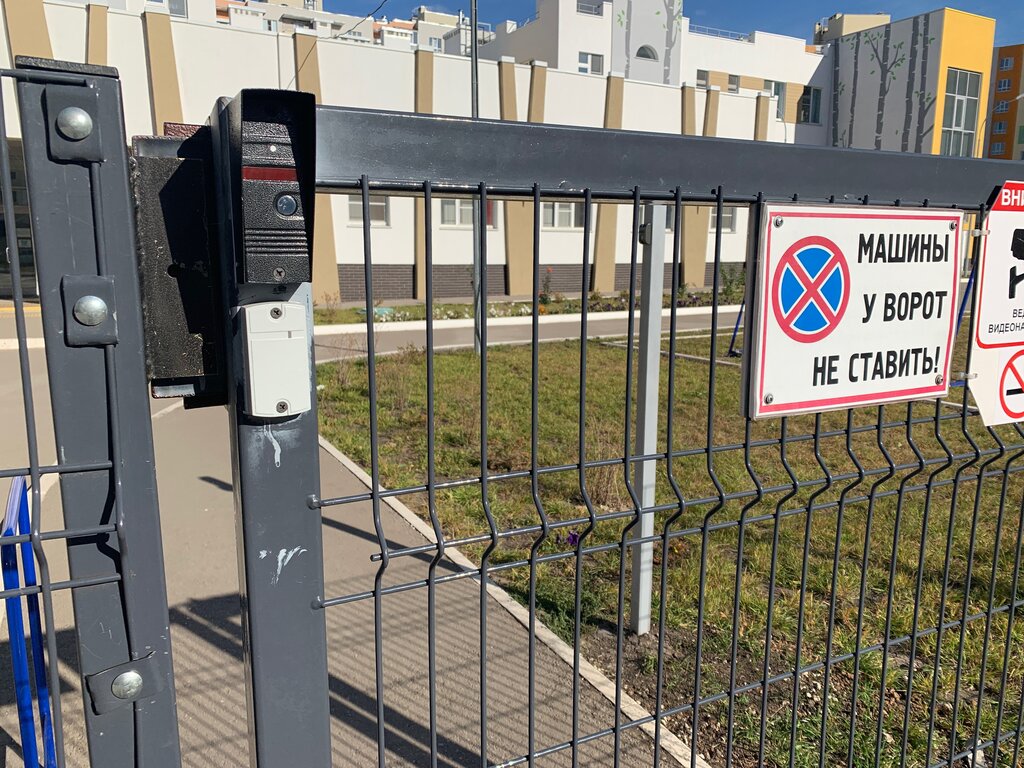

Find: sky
<box><xmin>322</xmin><ymin>0</ymin><xmax>1024</xmax><ymax>46</ymax></box>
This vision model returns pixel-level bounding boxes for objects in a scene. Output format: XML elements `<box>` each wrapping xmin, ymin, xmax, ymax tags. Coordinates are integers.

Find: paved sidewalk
<box><xmin>0</xmin><ymin>373</ymin><xmax>683</xmax><ymax>766</ymax></box>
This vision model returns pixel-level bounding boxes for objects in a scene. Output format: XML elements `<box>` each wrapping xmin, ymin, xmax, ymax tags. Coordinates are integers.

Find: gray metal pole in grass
<box><xmin>629</xmin><ymin>203</ymin><xmax>667</xmax><ymax>635</ymax></box>
<box><xmin>471</xmin><ymin>0</ymin><xmax>483</xmax><ymax>355</ymax></box>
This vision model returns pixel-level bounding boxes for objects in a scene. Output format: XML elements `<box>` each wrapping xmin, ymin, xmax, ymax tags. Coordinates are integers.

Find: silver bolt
<box><xmin>935</xmin><ymin>374</ymin><xmax>945</xmax><ymax>385</ymax></box>
<box><xmin>270</xmin><ymin>307</ymin><xmax>283</xmax><ymax>319</ymax></box>
<box><xmin>773</xmin><ymin>217</ymin><xmax>784</xmax><ymax>228</ymax></box>
<box><xmin>764</xmin><ymin>393</ymin><xmax>774</xmax><ymax>405</ymax></box>
<box><xmin>949</xmin><ymin>221</ymin><xmax>957</xmax><ymax>231</ymax></box>
<box><xmin>72</xmin><ymin>295</ymin><xmax>108</xmax><ymax>326</ymax></box>
<box><xmin>275</xmin><ymin>194</ymin><xmax>298</xmax><ymax>216</ymax></box>
<box><xmin>111</xmin><ymin>670</ymin><xmax>144</xmax><ymax>700</ymax></box>
<box><xmin>56</xmin><ymin>107</ymin><xmax>94</xmax><ymax>141</ymax></box>
<box><xmin>276</xmin><ymin>401</ymin><xmax>288</xmax><ymax>414</ymax></box>
<box><xmin>273</xmin><ymin>267</ymin><xmax>286</xmax><ymax>281</ymax></box>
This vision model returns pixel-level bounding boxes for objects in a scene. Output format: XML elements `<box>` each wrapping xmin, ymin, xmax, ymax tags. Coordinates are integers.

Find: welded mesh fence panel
<box><xmin>312</xmin><ymin>109</ymin><xmax>1024</xmax><ymax>768</ymax></box>
<box><xmin>0</xmin><ymin>63</ymin><xmax>179</xmax><ymax>768</ymax></box>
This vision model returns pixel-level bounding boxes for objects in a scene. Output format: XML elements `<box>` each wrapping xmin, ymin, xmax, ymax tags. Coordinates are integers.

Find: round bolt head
<box><xmin>773</xmin><ymin>216</ymin><xmax>784</xmax><ymax>228</ymax></box>
<box><xmin>73</xmin><ymin>295</ymin><xmax>108</xmax><ymax>327</ymax></box>
<box><xmin>275</xmin><ymin>194</ymin><xmax>298</xmax><ymax>216</ymax></box>
<box><xmin>270</xmin><ymin>307</ymin><xmax>283</xmax><ymax>319</ymax></box>
<box><xmin>935</xmin><ymin>374</ymin><xmax>945</xmax><ymax>385</ymax></box>
<box><xmin>56</xmin><ymin>107</ymin><xmax>94</xmax><ymax>141</ymax></box>
<box><xmin>111</xmin><ymin>670</ymin><xmax>144</xmax><ymax>700</ymax></box>
<box><xmin>276</xmin><ymin>401</ymin><xmax>289</xmax><ymax>414</ymax></box>
<box><xmin>272</xmin><ymin>267</ymin><xmax>286</xmax><ymax>282</ymax></box>
<box><xmin>949</xmin><ymin>221</ymin><xmax>957</xmax><ymax>231</ymax></box>
<box><xmin>764</xmin><ymin>393</ymin><xmax>774</xmax><ymax>405</ymax></box>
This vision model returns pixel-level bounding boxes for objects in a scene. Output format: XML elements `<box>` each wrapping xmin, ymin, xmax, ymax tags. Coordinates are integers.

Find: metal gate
<box><xmin>6</xmin><ymin>58</ymin><xmax>1024</xmax><ymax>768</ymax></box>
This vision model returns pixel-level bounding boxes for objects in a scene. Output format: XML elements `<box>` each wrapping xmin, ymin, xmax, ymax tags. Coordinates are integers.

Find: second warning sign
<box><xmin>748</xmin><ymin>204</ymin><xmax>963</xmax><ymax>419</ymax></box>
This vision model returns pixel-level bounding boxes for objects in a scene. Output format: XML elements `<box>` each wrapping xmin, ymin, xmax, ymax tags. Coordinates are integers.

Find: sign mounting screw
<box><xmin>949</xmin><ymin>221</ymin><xmax>957</xmax><ymax>231</ymax></box>
<box><xmin>56</xmin><ymin>107</ymin><xmax>93</xmax><ymax>141</ymax></box>
<box><xmin>773</xmin><ymin>216</ymin><xmax>784</xmax><ymax>228</ymax></box>
<box><xmin>270</xmin><ymin>307</ymin><xmax>283</xmax><ymax>319</ymax></box>
<box><xmin>276</xmin><ymin>401</ymin><xmax>288</xmax><ymax>414</ymax></box>
<box><xmin>763</xmin><ymin>393</ymin><xmax>774</xmax><ymax>405</ymax></box>
<box><xmin>935</xmin><ymin>374</ymin><xmax>944</xmax><ymax>385</ymax></box>
<box><xmin>272</xmin><ymin>267</ymin><xmax>286</xmax><ymax>281</ymax></box>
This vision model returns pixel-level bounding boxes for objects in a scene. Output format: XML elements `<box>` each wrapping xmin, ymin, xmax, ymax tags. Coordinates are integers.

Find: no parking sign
<box><xmin>748</xmin><ymin>204</ymin><xmax>963</xmax><ymax>419</ymax></box>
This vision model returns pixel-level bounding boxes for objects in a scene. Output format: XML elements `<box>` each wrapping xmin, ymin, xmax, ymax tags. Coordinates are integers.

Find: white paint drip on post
<box><xmin>629</xmin><ymin>203</ymin><xmax>666</xmax><ymax>636</ymax></box>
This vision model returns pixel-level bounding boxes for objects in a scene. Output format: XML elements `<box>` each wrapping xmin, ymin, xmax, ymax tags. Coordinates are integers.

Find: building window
<box><xmin>940</xmin><ymin>67</ymin><xmax>981</xmax><ymax>157</ymax></box>
<box><xmin>1001</xmin><ymin>57</ymin><xmax>1015</xmax><ymax>71</ymax></box>
<box><xmin>695</xmin><ymin>69</ymin><xmax>709</xmax><ymax>88</ymax></box>
<box><xmin>578</xmin><ymin>52</ymin><xmax>604</xmax><ymax>75</ymax></box>
<box><xmin>994</xmin><ymin>121</ymin><xmax>1008</xmax><ymax>134</ymax></box>
<box><xmin>797</xmin><ymin>86</ymin><xmax>822</xmax><ymax>124</ymax></box>
<box><xmin>348</xmin><ymin>195</ymin><xmax>390</xmax><ymax>226</ymax></box>
<box><xmin>996</xmin><ymin>100</ymin><xmax>1011</xmax><ymax>114</ymax></box>
<box><xmin>428</xmin><ymin>36</ymin><xmax>442</xmax><ymax>50</ymax></box>
<box><xmin>765</xmin><ymin>80</ymin><xmax>786</xmax><ymax>119</ymax></box>
<box><xmin>168</xmin><ymin>0</ymin><xmax>187</xmax><ymax>16</ymax></box>
<box><xmin>264</xmin><ymin>19</ymin><xmax>278</xmax><ymax>32</ymax></box>
<box><xmin>998</xmin><ymin>78</ymin><xmax>1012</xmax><ymax>93</ymax></box>
<box><xmin>728</xmin><ymin>74</ymin><xmax>740</xmax><ymax>93</ymax></box>
<box><xmin>577</xmin><ymin>1</ymin><xmax>603</xmax><ymax>16</ymax></box>
<box><xmin>440</xmin><ymin>199</ymin><xmax>497</xmax><ymax>228</ymax></box>
<box><xmin>1018</xmin><ymin>125</ymin><xmax>1024</xmax><ymax>144</ymax></box>
<box><xmin>542</xmin><ymin>202</ymin><xmax>587</xmax><ymax>229</ymax></box>
<box><xmin>710</xmin><ymin>206</ymin><xmax>737</xmax><ymax>233</ymax></box>
<box><xmin>635</xmin><ymin>45</ymin><xmax>658</xmax><ymax>61</ymax></box>
<box><xmin>992</xmin><ymin>142</ymin><xmax>1006</xmax><ymax>155</ymax></box>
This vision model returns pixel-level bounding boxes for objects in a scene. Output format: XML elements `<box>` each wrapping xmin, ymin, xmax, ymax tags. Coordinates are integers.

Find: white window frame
<box><xmin>998</xmin><ymin>78</ymin><xmax>1012</xmax><ymax>93</ymax></box>
<box><xmin>995</xmin><ymin>100</ymin><xmax>1011</xmax><ymax>114</ymax></box>
<box><xmin>348</xmin><ymin>195</ymin><xmax>390</xmax><ymax>227</ymax></box>
<box><xmin>765</xmin><ymin>80</ymin><xmax>786</xmax><ymax>119</ymax></box>
<box><xmin>578</xmin><ymin>52</ymin><xmax>604</xmax><ymax>75</ymax></box>
<box><xmin>992</xmin><ymin>142</ymin><xmax>1007</xmax><ymax>155</ymax></box>
<box><xmin>727</xmin><ymin>74</ymin><xmax>740</xmax><ymax>93</ymax></box>
<box><xmin>710</xmin><ymin>206</ymin><xmax>738</xmax><ymax>234</ymax></box>
<box><xmin>1001</xmin><ymin>57</ymin><xmax>1015</xmax><ymax>71</ymax></box>
<box><xmin>940</xmin><ymin>67</ymin><xmax>981</xmax><ymax>157</ymax></box>
<box><xmin>696</xmin><ymin>69</ymin><xmax>709</xmax><ymax>89</ymax></box>
<box><xmin>994</xmin><ymin>120</ymin><xmax>1008</xmax><ymax>135</ymax></box>
<box><xmin>428</xmin><ymin>36</ymin><xmax>442</xmax><ymax>50</ymax></box>
<box><xmin>439</xmin><ymin>199</ymin><xmax>498</xmax><ymax>229</ymax></box>
<box><xmin>541</xmin><ymin>202</ymin><xmax>588</xmax><ymax>230</ymax></box>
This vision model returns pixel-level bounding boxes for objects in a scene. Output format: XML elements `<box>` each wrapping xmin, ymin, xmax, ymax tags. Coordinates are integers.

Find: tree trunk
<box><xmin>901</xmin><ymin>16</ymin><xmax>920</xmax><ymax>152</ymax></box>
<box><xmin>915</xmin><ymin>14</ymin><xmax>932</xmax><ymax>153</ymax></box>
<box><xmin>662</xmin><ymin>0</ymin><xmax>677</xmax><ymax>85</ymax></box>
<box><xmin>847</xmin><ymin>34</ymin><xmax>861</xmax><ymax>147</ymax></box>
<box><xmin>624</xmin><ymin>0</ymin><xmax>634</xmax><ymax>78</ymax></box>
<box><xmin>874</xmin><ymin>26</ymin><xmax>891</xmax><ymax>149</ymax></box>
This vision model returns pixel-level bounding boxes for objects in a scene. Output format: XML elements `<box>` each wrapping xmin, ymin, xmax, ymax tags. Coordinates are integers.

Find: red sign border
<box><xmin>755</xmin><ymin>208</ymin><xmax>961</xmax><ymax>416</ymax></box>
<box><xmin>975</xmin><ymin>180</ymin><xmax>1024</xmax><ymax>350</ymax></box>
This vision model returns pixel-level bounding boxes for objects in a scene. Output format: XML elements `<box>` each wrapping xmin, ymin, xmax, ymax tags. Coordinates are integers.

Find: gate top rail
<box><xmin>314</xmin><ymin>105</ymin><xmax>1014</xmax><ymax>208</ymax></box>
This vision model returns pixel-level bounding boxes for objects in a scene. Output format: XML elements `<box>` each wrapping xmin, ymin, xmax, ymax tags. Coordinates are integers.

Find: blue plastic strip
<box><xmin>3</xmin><ymin>476</ymin><xmax>39</xmax><ymax>767</ymax></box>
<box><xmin>18</xmin><ymin>482</ymin><xmax>57</xmax><ymax>768</ymax></box>
<box><xmin>727</xmin><ymin>299</ymin><xmax>745</xmax><ymax>358</ymax></box>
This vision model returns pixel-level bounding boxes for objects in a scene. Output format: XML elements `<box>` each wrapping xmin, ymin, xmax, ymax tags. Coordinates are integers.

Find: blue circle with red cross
<box><xmin>771</xmin><ymin>235</ymin><xmax>850</xmax><ymax>344</ymax></box>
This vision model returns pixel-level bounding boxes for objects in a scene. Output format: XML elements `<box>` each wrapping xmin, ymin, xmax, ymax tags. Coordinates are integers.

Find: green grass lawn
<box><xmin>317</xmin><ymin>327</ymin><xmax>1024</xmax><ymax>768</ymax></box>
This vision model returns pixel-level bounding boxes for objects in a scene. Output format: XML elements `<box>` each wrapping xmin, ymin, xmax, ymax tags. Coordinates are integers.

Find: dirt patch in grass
<box><xmin>318</xmin><ymin>327</ymin><xmax>1024</xmax><ymax>767</ymax></box>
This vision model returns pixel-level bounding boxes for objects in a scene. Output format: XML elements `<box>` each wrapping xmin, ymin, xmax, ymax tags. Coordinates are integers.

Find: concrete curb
<box><xmin>313</xmin><ymin>304</ymin><xmax>743</xmax><ymax>337</ymax></box>
<box><xmin>317</xmin><ymin>434</ymin><xmax>712</xmax><ymax>768</ymax></box>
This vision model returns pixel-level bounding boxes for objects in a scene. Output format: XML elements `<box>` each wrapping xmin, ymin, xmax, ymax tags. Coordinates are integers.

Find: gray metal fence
<box><xmin>5</xmin><ymin>60</ymin><xmax>1024</xmax><ymax>768</ymax></box>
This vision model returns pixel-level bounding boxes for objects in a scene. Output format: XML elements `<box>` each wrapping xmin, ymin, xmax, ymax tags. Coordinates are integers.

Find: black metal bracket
<box><xmin>44</xmin><ymin>85</ymin><xmax>104</xmax><ymax>163</ymax></box>
<box><xmin>83</xmin><ymin>652</ymin><xmax>167</xmax><ymax>715</ymax></box>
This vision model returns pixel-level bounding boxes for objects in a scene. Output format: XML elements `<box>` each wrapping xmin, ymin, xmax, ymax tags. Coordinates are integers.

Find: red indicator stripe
<box><xmin>242</xmin><ymin>166</ymin><xmax>297</xmax><ymax>182</ymax></box>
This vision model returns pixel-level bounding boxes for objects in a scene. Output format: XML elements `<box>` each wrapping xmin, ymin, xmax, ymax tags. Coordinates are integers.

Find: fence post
<box><xmin>629</xmin><ymin>203</ymin><xmax>666</xmax><ymax>635</ymax></box>
<box><xmin>209</xmin><ymin>90</ymin><xmax>332</xmax><ymax>766</ymax></box>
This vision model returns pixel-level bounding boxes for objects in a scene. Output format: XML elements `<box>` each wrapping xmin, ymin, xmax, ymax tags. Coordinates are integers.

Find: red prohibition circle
<box><xmin>999</xmin><ymin>350</ymin><xmax>1024</xmax><ymax>420</ymax></box>
<box><xmin>771</xmin><ymin>235</ymin><xmax>851</xmax><ymax>344</ymax></box>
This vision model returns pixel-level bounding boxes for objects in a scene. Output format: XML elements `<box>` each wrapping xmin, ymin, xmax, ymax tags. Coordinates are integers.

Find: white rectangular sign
<box><xmin>968</xmin><ymin>180</ymin><xmax>1024</xmax><ymax>426</ymax></box>
<box><xmin>749</xmin><ymin>204</ymin><xmax>962</xmax><ymax>419</ymax></box>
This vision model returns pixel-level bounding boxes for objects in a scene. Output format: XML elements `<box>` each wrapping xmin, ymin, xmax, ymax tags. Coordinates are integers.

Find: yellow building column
<box><xmin>413</xmin><ymin>47</ymin><xmax>435</xmax><ymax>300</ymax></box>
<box><xmin>679</xmin><ymin>86</ymin><xmax>720</xmax><ymax>289</ymax></box>
<box><xmin>2</xmin><ymin>0</ymin><xmax>52</xmax><ymax>59</ymax></box>
<box><xmin>86</xmin><ymin>4</ymin><xmax>109</xmax><ymax>67</ymax></box>
<box><xmin>592</xmin><ymin>73</ymin><xmax>625</xmax><ymax>294</ymax></box>
<box><xmin>498</xmin><ymin>57</ymin><xmax>533</xmax><ymax>297</ymax></box>
<box><xmin>754</xmin><ymin>92</ymin><xmax>771</xmax><ymax>141</ymax></box>
<box><xmin>293</xmin><ymin>31</ymin><xmax>341</xmax><ymax>305</ymax></box>
<box><xmin>142</xmin><ymin>11</ymin><xmax>183</xmax><ymax>133</ymax></box>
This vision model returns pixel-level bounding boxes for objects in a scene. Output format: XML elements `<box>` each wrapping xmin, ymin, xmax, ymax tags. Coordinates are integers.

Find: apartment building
<box><xmin>0</xmin><ymin>1</ymin><xmax>1004</xmax><ymax>303</ymax></box>
<box><xmin>986</xmin><ymin>44</ymin><xmax>1024</xmax><ymax>160</ymax></box>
